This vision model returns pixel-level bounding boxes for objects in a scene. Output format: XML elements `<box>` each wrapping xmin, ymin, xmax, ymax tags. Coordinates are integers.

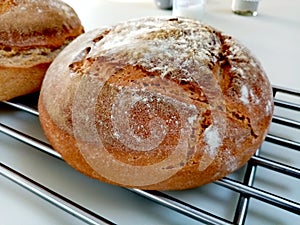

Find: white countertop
<box><xmin>1</xmin><ymin>1</ymin><xmax>299</xmax><ymax>225</ymax></box>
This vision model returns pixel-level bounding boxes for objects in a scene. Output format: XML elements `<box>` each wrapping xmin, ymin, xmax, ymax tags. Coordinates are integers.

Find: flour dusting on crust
<box><xmin>89</xmin><ymin>17</ymin><xmax>221</xmax><ymax>79</ymax></box>
<box><xmin>204</xmin><ymin>125</ymin><xmax>221</xmax><ymax>158</ymax></box>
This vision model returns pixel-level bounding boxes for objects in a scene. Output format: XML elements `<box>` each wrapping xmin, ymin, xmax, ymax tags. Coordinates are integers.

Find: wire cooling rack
<box><xmin>0</xmin><ymin>86</ymin><xmax>299</xmax><ymax>225</ymax></box>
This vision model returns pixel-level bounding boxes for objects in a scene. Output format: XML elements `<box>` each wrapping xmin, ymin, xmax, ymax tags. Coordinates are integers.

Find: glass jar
<box><xmin>154</xmin><ymin>0</ymin><xmax>173</xmax><ymax>10</ymax></box>
<box><xmin>232</xmin><ymin>0</ymin><xmax>260</xmax><ymax>16</ymax></box>
<box><xmin>172</xmin><ymin>0</ymin><xmax>206</xmax><ymax>20</ymax></box>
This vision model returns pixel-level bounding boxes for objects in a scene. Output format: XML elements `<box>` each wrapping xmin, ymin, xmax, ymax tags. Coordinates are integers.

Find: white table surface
<box><xmin>1</xmin><ymin>1</ymin><xmax>299</xmax><ymax>225</ymax></box>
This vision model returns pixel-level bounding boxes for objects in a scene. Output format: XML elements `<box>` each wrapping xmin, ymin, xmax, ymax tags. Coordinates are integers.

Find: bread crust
<box><xmin>0</xmin><ymin>63</ymin><xmax>49</xmax><ymax>100</ymax></box>
<box><xmin>0</xmin><ymin>0</ymin><xmax>83</xmax><ymax>48</ymax></box>
<box><xmin>39</xmin><ymin>17</ymin><xmax>273</xmax><ymax>190</ymax></box>
<box><xmin>0</xmin><ymin>0</ymin><xmax>84</xmax><ymax>101</ymax></box>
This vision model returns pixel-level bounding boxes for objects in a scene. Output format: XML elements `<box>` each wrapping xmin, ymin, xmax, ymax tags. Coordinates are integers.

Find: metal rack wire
<box><xmin>0</xmin><ymin>86</ymin><xmax>299</xmax><ymax>225</ymax></box>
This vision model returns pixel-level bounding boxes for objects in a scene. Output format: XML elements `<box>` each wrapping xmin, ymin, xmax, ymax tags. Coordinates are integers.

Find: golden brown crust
<box><xmin>39</xmin><ymin>94</ymin><xmax>263</xmax><ymax>190</ymax></box>
<box><xmin>39</xmin><ymin>98</ymin><xmax>118</xmax><ymax>187</ymax></box>
<box><xmin>39</xmin><ymin>17</ymin><xmax>273</xmax><ymax>190</ymax></box>
<box><xmin>0</xmin><ymin>63</ymin><xmax>49</xmax><ymax>101</ymax></box>
<box><xmin>0</xmin><ymin>0</ymin><xmax>84</xmax><ymax>48</ymax></box>
<box><xmin>0</xmin><ymin>0</ymin><xmax>84</xmax><ymax>101</ymax></box>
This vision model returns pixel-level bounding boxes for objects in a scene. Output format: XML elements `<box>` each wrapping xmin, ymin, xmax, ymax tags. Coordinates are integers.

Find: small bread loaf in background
<box><xmin>39</xmin><ymin>17</ymin><xmax>273</xmax><ymax>190</ymax></box>
<box><xmin>0</xmin><ymin>0</ymin><xmax>84</xmax><ymax>101</ymax></box>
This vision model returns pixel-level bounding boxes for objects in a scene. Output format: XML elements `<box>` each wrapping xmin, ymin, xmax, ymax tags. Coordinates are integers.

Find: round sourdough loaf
<box><xmin>38</xmin><ymin>17</ymin><xmax>273</xmax><ymax>190</ymax></box>
<box><xmin>0</xmin><ymin>0</ymin><xmax>84</xmax><ymax>101</ymax></box>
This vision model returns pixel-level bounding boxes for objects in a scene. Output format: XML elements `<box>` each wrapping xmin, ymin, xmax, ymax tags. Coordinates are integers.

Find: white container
<box><xmin>172</xmin><ymin>0</ymin><xmax>206</xmax><ymax>20</ymax></box>
<box><xmin>232</xmin><ymin>0</ymin><xmax>260</xmax><ymax>16</ymax></box>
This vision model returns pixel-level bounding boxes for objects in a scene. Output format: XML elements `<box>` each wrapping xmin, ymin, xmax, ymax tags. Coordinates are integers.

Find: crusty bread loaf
<box><xmin>0</xmin><ymin>0</ymin><xmax>84</xmax><ymax>101</ymax></box>
<box><xmin>38</xmin><ymin>17</ymin><xmax>273</xmax><ymax>190</ymax></box>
